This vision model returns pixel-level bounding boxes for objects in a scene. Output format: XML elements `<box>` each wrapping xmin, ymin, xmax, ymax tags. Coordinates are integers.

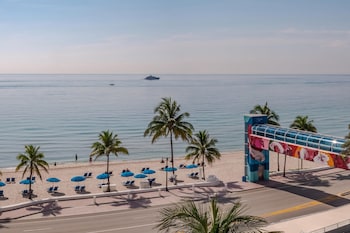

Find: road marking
<box><xmin>24</xmin><ymin>228</ymin><xmax>52</xmax><ymax>232</ymax></box>
<box><xmin>86</xmin><ymin>223</ymin><xmax>157</xmax><ymax>233</ymax></box>
<box><xmin>260</xmin><ymin>193</ymin><xmax>345</xmax><ymax>218</ymax></box>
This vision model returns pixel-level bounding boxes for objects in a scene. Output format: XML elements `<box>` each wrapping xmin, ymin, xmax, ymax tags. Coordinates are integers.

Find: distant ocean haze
<box><xmin>0</xmin><ymin>74</ymin><xmax>349</xmax><ymax>168</ymax></box>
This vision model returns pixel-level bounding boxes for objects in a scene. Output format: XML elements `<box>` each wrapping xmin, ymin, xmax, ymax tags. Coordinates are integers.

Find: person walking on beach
<box><xmin>75</xmin><ymin>153</ymin><xmax>78</xmax><ymax>162</ymax></box>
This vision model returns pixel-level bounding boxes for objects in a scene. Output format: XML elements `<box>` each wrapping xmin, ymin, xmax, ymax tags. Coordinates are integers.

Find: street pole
<box><xmin>165</xmin><ymin>157</ymin><xmax>169</xmax><ymax>191</ymax></box>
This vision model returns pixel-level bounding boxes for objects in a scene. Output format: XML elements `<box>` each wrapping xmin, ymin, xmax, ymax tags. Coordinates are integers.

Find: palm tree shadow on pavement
<box><xmin>284</xmin><ymin>172</ymin><xmax>331</xmax><ymax>187</ymax></box>
<box><xmin>264</xmin><ymin>179</ymin><xmax>350</xmax><ymax>208</ymax></box>
<box><xmin>0</xmin><ymin>218</ymin><xmax>11</xmax><ymax>229</ymax></box>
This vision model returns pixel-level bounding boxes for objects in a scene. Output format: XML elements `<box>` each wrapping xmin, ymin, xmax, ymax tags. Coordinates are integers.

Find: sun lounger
<box><xmin>47</xmin><ymin>187</ymin><xmax>54</xmax><ymax>193</ymax></box>
<box><xmin>53</xmin><ymin>186</ymin><xmax>58</xmax><ymax>192</ymax></box>
<box><xmin>108</xmin><ymin>171</ymin><xmax>113</xmax><ymax>175</ymax></box>
<box><xmin>87</xmin><ymin>172</ymin><xmax>92</xmax><ymax>177</ymax></box>
<box><xmin>141</xmin><ymin>168</ymin><xmax>145</xmax><ymax>172</ymax></box>
<box><xmin>0</xmin><ymin>190</ymin><xmax>4</xmax><ymax>197</ymax></box>
<box><xmin>83</xmin><ymin>172</ymin><xmax>88</xmax><ymax>177</ymax></box>
<box><xmin>6</xmin><ymin>178</ymin><xmax>11</xmax><ymax>183</ymax></box>
<box><xmin>22</xmin><ymin>190</ymin><xmax>28</xmax><ymax>196</ymax></box>
<box><xmin>79</xmin><ymin>186</ymin><xmax>86</xmax><ymax>192</ymax></box>
<box><xmin>75</xmin><ymin>185</ymin><xmax>80</xmax><ymax>192</ymax></box>
<box><xmin>122</xmin><ymin>180</ymin><xmax>130</xmax><ymax>186</ymax></box>
<box><xmin>31</xmin><ymin>176</ymin><xmax>36</xmax><ymax>182</ymax></box>
<box><xmin>11</xmin><ymin>177</ymin><xmax>16</xmax><ymax>183</ymax></box>
<box><xmin>129</xmin><ymin>180</ymin><xmax>135</xmax><ymax>186</ymax></box>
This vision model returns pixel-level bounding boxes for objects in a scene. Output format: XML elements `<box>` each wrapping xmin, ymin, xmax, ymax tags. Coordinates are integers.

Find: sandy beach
<box><xmin>0</xmin><ymin>151</ymin><xmax>321</xmax><ymax>207</ymax></box>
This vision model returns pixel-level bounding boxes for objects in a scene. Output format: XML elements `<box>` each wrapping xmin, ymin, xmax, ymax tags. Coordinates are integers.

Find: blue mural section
<box><xmin>244</xmin><ymin>114</ymin><xmax>269</xmax><ymax>182</ymax></box>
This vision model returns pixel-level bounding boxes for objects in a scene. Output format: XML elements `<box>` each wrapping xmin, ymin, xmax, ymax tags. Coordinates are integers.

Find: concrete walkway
<box><xmin>2</xmin><ymin>172</ymin><xmax>350</xmax><ymax>233</ymax></box>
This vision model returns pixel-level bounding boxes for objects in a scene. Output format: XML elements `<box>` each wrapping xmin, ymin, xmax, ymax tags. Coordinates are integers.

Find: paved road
<box><xmin>2</xmin><ymin>169</ymin><xmax>350</xmax><ymax>233</ymax></box>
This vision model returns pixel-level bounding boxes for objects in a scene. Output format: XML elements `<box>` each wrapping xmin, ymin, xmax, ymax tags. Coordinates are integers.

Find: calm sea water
<box><xmin>0</xmin><ymin>74</ymin><xmax>349</xmax><ymax>168</ymax></box>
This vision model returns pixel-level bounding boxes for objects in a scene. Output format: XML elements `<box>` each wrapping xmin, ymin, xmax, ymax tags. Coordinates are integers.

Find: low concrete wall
<box><xmin>0</xmin><ymin>177</ymin><xmax>221</xmax><ymax>213</ymax></box>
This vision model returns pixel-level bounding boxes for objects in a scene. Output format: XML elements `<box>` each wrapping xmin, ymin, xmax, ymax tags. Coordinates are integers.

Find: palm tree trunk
<box><xmin>202</xmin><ymin>156</ymin><xmax>205</xmax><ymax>180</ymax></box>
<box><xmin>283</xmin><ymin>154</ymin><xmax>287</xmax><ymax>177</ymax></box>
<box><xmin>29</xmin><ymin>169</ymin><xmax>33</xmax><ymax>199</ymax></box>
<box><xmin>170</xmin><ymin>132</ymin><xmax>175</xmax><ymax>177</ymax></box>
<box><xmin>106</xmin><ymin>154</ymin><xmax>110</xmax><ymax>192</ymax></box>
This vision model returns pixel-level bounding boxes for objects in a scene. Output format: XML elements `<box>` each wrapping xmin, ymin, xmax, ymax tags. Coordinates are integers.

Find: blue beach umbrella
<box><xmin>0</xmin><ymin>181</ymin><xmax>6</xmax><ymax>187</ymax></box>
<box><xmin>70</xmin><ymin>176</ymin><xmax>86</xmax><ymax>182</ymax></box>
<box><xmin>134</xmin><ymin>173</ymin><xmax>147</xmax><ymax>179</ymax></box>
<box><xmin>46</xmin><ymin>177</ymin><xmax>61</xmax><ymax>183</ymax></box>
<box><xmin>142</xmin><ymin>169</ymin><xmax>156</xmax><ymax>175</ymax></box>
<box><xmin>121</xmin><ymin>171</ymin><xmax>134</xmax><ymax>177</ymax></box>
<box><xmin>164</xmin><ymin>167</ymin><xmax>177</xmax><ymax>172</ymax></box>
<box><xmin>186</xmin><ymin>164</ymin><xmax>198</xmax><ymax>169</ymax></box>
<box><xmin>96</xmin><ymin>173</ymin><xmax>110</xmax><ymax>180</ymax></box>
<box><xmin>20</xmin><ymin>179</ymin><xmax>34</xmax><ymax>185</ymax></box>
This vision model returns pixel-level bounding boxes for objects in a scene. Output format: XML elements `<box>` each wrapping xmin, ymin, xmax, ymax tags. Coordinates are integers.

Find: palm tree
<box><xmin>250</xmin><ymin>102</ymin><xmax>280</xmax><ymax>126</ymax></box>
<box><xmin>290</xmin><ymin>115</ymin><xmax>317</xmax><ymax>133</ymax></box>
<box><xmin>289</xmin><ymin>115</ymin><xmax>317</xmax><ymax>174</ymax></box>
<box><xmin>90</xmin><ymin>130</ymin><xmax>129</xmax><ymax>192</ymax></box>
<box><xmin>342</xmin><ymin>124</ymin><xmax>350</xmax><ymax>156</ymax></box>
<box><xmin>185</xmin><ymin>130</ymin><xmax>221</xmax><ymax>180</ymax></box>
<box><xmin>156</xmin><ymin>198</ymin><xmax>282</xmax><ymax>233</ymax></box>
<box><xmin>144</xmin><ymin>97</ymin><xmax>194</xmax><ymax>176</ymax></box>
<box><xmin>16</xmin><ymin>145</ymin><xmax>49</xmax><ymax>199</ymax></box>
<box><xmin>250</xmin><ymin>102</ymin><xmax>281</xmax><ymax>171</ymax></box>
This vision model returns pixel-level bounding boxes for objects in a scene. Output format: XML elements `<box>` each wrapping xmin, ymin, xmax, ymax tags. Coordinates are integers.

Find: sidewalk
<box><xmin>0</xmin><ymin>180</ymin><xmax>262</xmax><ymax>220</ymax></box>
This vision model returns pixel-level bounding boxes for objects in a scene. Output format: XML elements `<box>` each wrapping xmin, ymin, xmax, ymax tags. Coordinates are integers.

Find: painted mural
<box><xmin>249</xmin><ymin>132</ymin><xmax>350</xmax><ymax>170</ymax></box>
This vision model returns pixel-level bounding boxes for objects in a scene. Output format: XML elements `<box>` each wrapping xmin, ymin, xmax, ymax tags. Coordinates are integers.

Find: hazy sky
<box><xmin>1</xmin><ymin>0</ymin><xmax>350</xmax><ymax>74</ymax></box>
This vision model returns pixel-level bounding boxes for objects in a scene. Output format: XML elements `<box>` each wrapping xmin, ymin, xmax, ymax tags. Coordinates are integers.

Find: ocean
<box><xmin>0</xmin><ymin>74</ymin><xmax>349</xmax><ymax>168</ymax></box>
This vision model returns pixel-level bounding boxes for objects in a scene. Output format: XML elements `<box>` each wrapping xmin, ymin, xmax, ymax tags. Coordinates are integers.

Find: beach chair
<box><xmin>188</xmin><ymin>172</ymin><xmax>194</xmax><ymax>178</ymax></box>
<box><xmin>123</xmin><ymin>181</ymin><xmax>130</xmax><ymax>186</ymax></box>
<box><xmin>141</xmin><ymin>167</ymin><xmax>145</xmax><ymax>172</ymax></box>
<box><xmin>83</xmin><ymin>172</ymin><xmax>88</xmax><ymax>177</ymax></box>
<box><xmin>47</xmin><ymin>187</ymin><xmax>54</xmax><ymax>193</ymax></box>
<box><xmin>129</xmin><ymin>180</ymin><xmax>135</xmax><ymax>186</ymax></box>
<box><xmin>179</xmin><ymin>164</ymin><xmax>185</xmax><ymax>169</ymax></box>
<box><xmin>0</xmin><ymin>190</ymin><xmax>4</xmax><ymax>198</ymax></box>
<box><xmin>6</xmin><ymin>178</ymin><xmax>11</xmax><ymax>183</ymax></box>
<box><xmin>193</xmin><ymin>172</ymin><xmax>199</xmax><ymax>178</ymax></box>
<box><xmin>53</xmin><ymin>186</ymin><xmax>58</xmax><ymax>192</ymax></box>
<box><xmin>11</xmin><ymin>177</ymin><xmax>16</xmax><ymax>183</ymax></box>
<box><xmin>87</xmin><ymin>172</ymin><xmax>92</xmax><ymax>177</ymax></box>
<box><xmin>75</xmin><ymin>185</ymin><xmax>80</xmax><ymax>192</ymax></box>
<box><xmin>122</xmin><ymin>169</ymin><xmax>126</xmax><ymax>173</ymax></box>
<box><xmin>108</xmin><ymin>171</ymin><xmax>113</xmax><ymax>176</ymax></box>
<box><xmin>31</xmin><ymin>176</ymin><xmax>36</xmax><ymax>182</ymax></box>
<box><xmin>22</xmin><ymin>190</ymin><xmax>28</xmax><ymax>196</ymax></box>
<box><xmin>79</xmin><ymin>186</ymin><xmax>86</xmax><ymax>192</ymax></box>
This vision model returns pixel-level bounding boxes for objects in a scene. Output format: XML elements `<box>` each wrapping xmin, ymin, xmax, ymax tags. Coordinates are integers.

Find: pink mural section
<box><xmin>249</xmin><ymin>134</ymin><xmax>350</xmax><ymax>170</ymax></box>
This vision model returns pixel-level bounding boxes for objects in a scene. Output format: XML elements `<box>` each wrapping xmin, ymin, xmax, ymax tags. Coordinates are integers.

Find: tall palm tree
<box><xmin>16</xmin><ymin>145</ymin><xmax>49</xmax><ymax>199</ymax></box>
<box><xmin>185</xmin><ymin>130</ymin><xmax>221</xmax><ymax>180</ymax></box>
<box><xmin>250</xmin><ymin>102</ymin><xmax>281</xmax><ymax>171</ymax></box>
<box><xmin>290</xmin><ymin>115</ymin><xmax>317</xmax><ymax>133</ymax></box>
<box><xmin>342</xmin><ymin>124</ymin><xmax>350</xmax><ymax>156</ymax></box>
<box><xmin>250</xmin><ymin>102</ymin><xmax>280</xmax><ymax>126</ymax></box>
<box><xmin>144</xmin><ymin>97</ymin><xmax>194</xmax><ymax>176</ymax></box>
<box><xmin>90</xmin><ymin>130</ymin><xmax>129</xmax><ymax>192</ymax></box>
<box><xmin>289</xmin><ymin>115</ymin><xmax>317</xmax><ymax>174</ymax></box>
<box><xmin>156</xmin><ymin>198</ymin><xmax>282</xmax><ymax>233</ymax></box>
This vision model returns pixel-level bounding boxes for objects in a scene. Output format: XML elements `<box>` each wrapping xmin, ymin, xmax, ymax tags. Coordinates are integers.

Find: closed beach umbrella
<box><xmin>0</xmin><ymin>181</ymin><xmax>6</xmax><ymax>187</ymax></box>
<box><xmin>71</xmin><ymin>176</ymin><xmax>86</xmax><ymax>182</ymax></box>
<box><xmin>96</xmin><ymin>173</ymin><xmax>109</xmax><ymax>180</ymax></box>
<box><xmin>142</xmin><ymin>169</ymin><xmax>156</xmax><ymax>175</ymax></box>
<box><xmin>46</xmin><ymin>177</ymin><xmax>61</xmax><ymax>183</ymax></box>
<box><xmin>164</xmin><ymin>167</ymin><xmax>177</xmax><ymax>172</ymax></box>
<box><xmin>186</xmin><ymin>164</ymin><xmax>198</xmax><ymax>169</ymax></box>
<box><xmin>134</xmin><ymin>173</ymin><xmax>147</xmax><ymax>179</ymax></box>
<box><xmin>121</xmin><ymin>171</ymin><xmax>134</xmax><ymax>177</ymax></box>
<box><xmin>20</xmin><ymin>179</ymin><xmax>34</xmax><ymax>185</ymax></box>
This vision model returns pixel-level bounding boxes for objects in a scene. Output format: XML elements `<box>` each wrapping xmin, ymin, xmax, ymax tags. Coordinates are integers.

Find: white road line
<box><xmin>24</xmin><ymin>228</ymin><xmax>52</xmax><ymax>232</ymax></box>
<box><xmin>86</xmin><ymin>223</ymin><xmax>157</xmax><ymax>233</ymax></box>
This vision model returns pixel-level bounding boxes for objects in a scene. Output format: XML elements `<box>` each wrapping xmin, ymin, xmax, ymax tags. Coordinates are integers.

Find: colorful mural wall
<box><xmin>249</xmin><ymin>133</ymin><xmax>350</xmax><ymax>170</ymax></box>
<box><xmin>244</xmin><ymin>114</ymin><xmax>348</xmax><ymax>183</ymax></box>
